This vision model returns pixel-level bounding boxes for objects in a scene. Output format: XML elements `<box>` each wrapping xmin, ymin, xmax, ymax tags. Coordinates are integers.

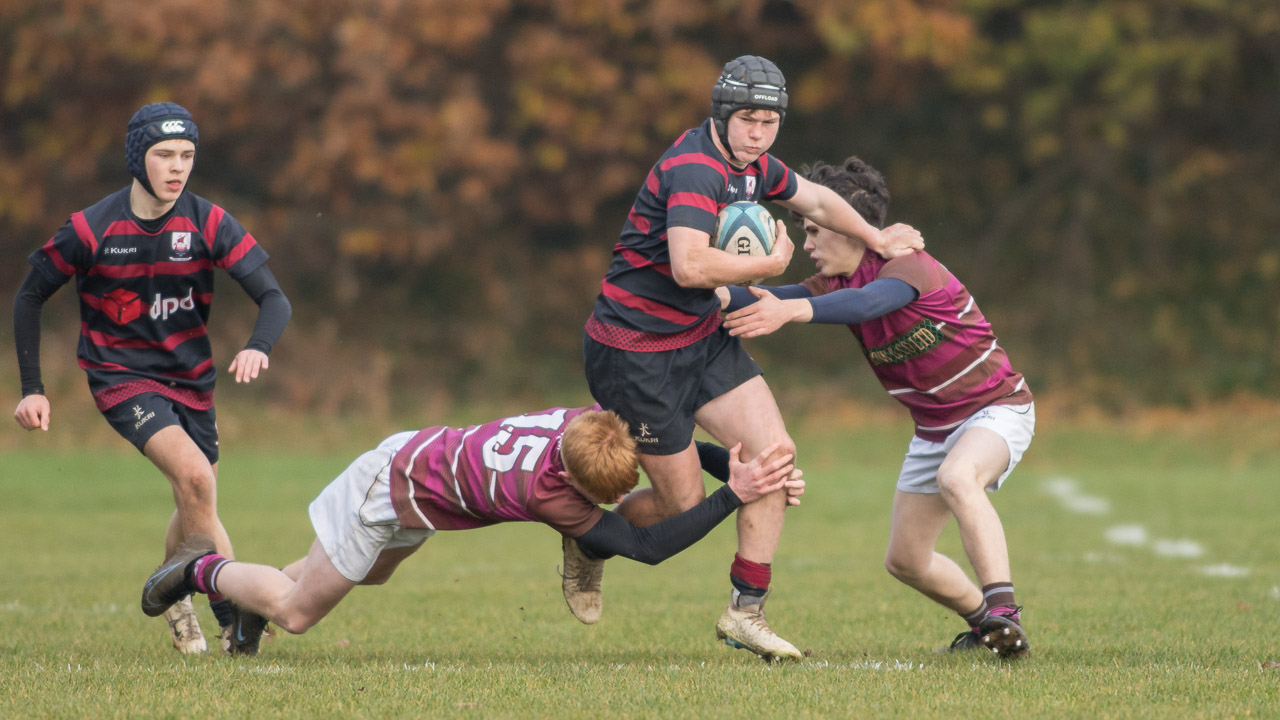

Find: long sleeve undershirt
<box><xmin>574</xmin><ymin>484</ymin><xmax>742</xmax><ymax>565</ymax></box>
<box><xmin>725</xmin><ymin>278</ymin><xmax>918</xmax><ymax>325</ymax></box>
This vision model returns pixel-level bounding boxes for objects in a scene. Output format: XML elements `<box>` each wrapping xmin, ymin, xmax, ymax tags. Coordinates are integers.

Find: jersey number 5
<box><xmin>480</xmin><ymin>409</ymin><xmax>569</xmax><ymax>473</ymax></box>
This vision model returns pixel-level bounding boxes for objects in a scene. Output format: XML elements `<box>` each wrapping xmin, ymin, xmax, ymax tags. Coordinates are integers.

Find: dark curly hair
<box><xmin>792</xmin><ymin>156</ymin><xmax>890</xmax><ymax>230</ymax></box>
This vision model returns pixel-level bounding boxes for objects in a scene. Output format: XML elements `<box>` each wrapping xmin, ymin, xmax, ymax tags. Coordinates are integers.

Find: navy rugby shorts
<box><xmin>583</xmin><ymin>327</ymin><xmax>761</xmax><ymax>455</ymax></box>
<box><xmin>101</xmin><ymin>392</ymin><xmax>219</xmax><ymax>465</ymax></box>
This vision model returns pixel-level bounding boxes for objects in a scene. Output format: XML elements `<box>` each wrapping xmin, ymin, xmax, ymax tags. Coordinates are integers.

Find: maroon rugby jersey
<box><xmin>28</xmin><ymin>187</ymin><xmax>268</xmax><ymax>410</ymax></box>
<box><xmin>587</xmin><ymin>118</ymin><xmax>797</xmax><ymax>351</ymax></box>
<box><xmin>388</xmin><ymin>406</ymin><xmax>605</xmax><ymax>537</ymax></box>
<box><xmin>801</xmin><ymin>251</ymin><xmax>1033</xmax><ymax>441</ymax></box>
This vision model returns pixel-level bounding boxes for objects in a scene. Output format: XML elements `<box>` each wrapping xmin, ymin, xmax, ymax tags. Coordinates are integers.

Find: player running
<box><xmin>141</xmin><ymin>406</ymin><xmax>803</xmax><ymax>656</ymax></box>
<box><xmin>12</xmin><ymin>102</ymin><xmax>291</xmax><ymax>654</ymax></box>
<box><xmin>719</xmin><ymin>156</ymin><xmax>1035</xmax><ymax>658</ymax></box>
<box><xmin>578</xmin><ymin>55</ymin><xmax>923</xmax><ymax>661</ymax></box>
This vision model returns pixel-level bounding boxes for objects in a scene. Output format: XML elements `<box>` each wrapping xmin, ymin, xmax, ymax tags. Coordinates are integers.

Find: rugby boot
<box><xmin>560</xmin><ymin>536</ymin><xmax>604</xmax><ymax>624</ymax></box>
<box><xmin>936</xmin><ymin>628</ymin><xmax>982</xmax><ymax>654</ymax></box>
<box><xmin>224</xmin><ymin>603</ymin><xmax>269</xmax><ymax>657</ymax></box>
<box><xmin>141</xmin><ymin>533</ymin><xmax>216</xmax><ymax>617</ymax></box>
<box><xmin>714</xmin><ymin>589</ymin><xmax>802</xmax><ymax>662</ymax></box>
<box><xmin>979</xmin><ymin>605</ymin><xmax>1030</xmax><ymax>659</ymax></box>
<box><xmin>162</xmin><ymin>596</ymin><xmax>208</xmax><ymax>654</ymax></box>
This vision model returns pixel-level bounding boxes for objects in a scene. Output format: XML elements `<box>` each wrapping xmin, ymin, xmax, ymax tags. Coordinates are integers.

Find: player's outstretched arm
<box><xmin>725</xmin><ymin>279</ymin><xmax>918</xmax><ymax>338</ymax></box>
<box><xmin>575</xmin><ymin>443</ymin><xmax>799</xmax><ymax>565</ymax></box>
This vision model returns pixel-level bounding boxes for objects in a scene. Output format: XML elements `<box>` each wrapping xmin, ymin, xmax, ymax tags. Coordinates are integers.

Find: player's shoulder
<box><xmin>881</xmin><ymin>250</ymin><xmax>950</xmax><ymax>292</ymax></box>
<box><xmin>77</xmin><ymin>186</ymin><xmax>133</xmax><ymax>224</ymax></box>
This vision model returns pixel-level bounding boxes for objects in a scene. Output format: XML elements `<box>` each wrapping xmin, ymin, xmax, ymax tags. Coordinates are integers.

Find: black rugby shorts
<box><xmin>101</xmin><ymin>392</ymin><xmax>219</xmax><ymax>464</ymax></box>
<box><xmin>583</xmin><ymin>327</ymin><xmax>761</xmax><ymax>455</ymax></box>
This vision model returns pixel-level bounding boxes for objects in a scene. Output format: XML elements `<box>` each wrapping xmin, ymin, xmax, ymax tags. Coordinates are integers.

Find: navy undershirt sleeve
<box><xmin>574</xmin><ymin>485</ymin><xmax>743</xmax><ymax>565</ymax></box>
<box><xmin>13</xmin><ymin>269</ymin><xmax>65</xmax><ymax>396</ymax></box>
<box><xmin>807</xmin><ymin>278</ymin><xmax>918</xmax><ymax>324</ymax></box>
<box><xmin>234</xmin><ymin>265</ymin><xmax>292</xmax><ymax>355</ymax></box>
<box><xmin>727</xmin><ymin>279</ymin><xmax>917</xmax><ymax>324</ymax></box>
<box><xmin>725</xmin><ymin>284</ymin><xmax>811</xmax><ymax>312</ymax></box>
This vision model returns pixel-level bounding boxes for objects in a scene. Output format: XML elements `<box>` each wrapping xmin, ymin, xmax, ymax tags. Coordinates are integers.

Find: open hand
<box><xmin>722</xmin><ymin>286</ymin><xmax>802</xmax><ymax>338</ymax></box>
<box><xmin>228</xmin><ymin>349</ymin><xmax>270</xmax><ymax>384</ymax></box>
<box><xmin>726</xmin><ymin>441</ymin><xmax>795</xmax><ymax>504</ymax></box>
<box><xmin>878</xmin><ymin>223</ymin><xmax>924</xmax><ymax>258</ymax></box>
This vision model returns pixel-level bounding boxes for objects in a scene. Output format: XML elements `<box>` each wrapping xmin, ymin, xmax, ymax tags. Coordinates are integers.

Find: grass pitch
<box><xmin>2</xmin><ymin>406</ymin><xmax>1279</xmax><ymax>719</ymax></box>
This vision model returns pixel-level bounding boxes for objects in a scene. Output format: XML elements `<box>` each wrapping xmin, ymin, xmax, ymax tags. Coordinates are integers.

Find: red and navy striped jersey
<box><xmin>27</xmin><ymin>187</ymin><xmax>269</xmax><ymax>410</ymax></box>
<box><xmin>587</xmin><ymin>119</ymin><xmax>797</xmax><ymax>351</ymax></box>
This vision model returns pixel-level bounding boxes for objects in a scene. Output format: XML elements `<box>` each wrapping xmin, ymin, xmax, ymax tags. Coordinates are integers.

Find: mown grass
<box><xmin>2</xmin><ymin>406</ymin><xmax>1279</xmax><ymax>719</ymax></box>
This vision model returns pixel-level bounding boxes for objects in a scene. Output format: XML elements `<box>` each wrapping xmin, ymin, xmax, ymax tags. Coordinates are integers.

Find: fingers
<box><xmin>230</xmin><ymin>351</ymin><xmax>269</xmax><ymax>383</ymax></box>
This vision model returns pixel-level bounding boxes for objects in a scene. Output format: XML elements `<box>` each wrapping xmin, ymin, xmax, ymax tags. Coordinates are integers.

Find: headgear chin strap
<box><xmin>710</xmin><ymin>56</ymin><xmax>788</xmax><ymax>162</ymax></box>
<box><xmin>125</xmin><ymin>102</ymin><xmax>199</xmax><ymax>198</ymax></box>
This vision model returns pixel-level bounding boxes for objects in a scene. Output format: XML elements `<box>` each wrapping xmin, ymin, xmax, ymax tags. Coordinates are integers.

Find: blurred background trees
<box><xmin>2</xmin><ymin>0</ymin><xmax>1277</xmax><ymax>421</ymax></box>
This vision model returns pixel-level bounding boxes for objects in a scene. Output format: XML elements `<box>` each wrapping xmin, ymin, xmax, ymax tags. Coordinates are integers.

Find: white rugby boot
<box><xmin>162</xmin><ymin>596</ymin><xmax>208</xmax><ymax>654</ymax></box>
<box><xmin>714</xmin><ymin>589</ymin><xmax>802</xmax><ymax>662</ymax></box>
<box><xmin>560</xmin><ymin>536</ymin><xmax>604</xmax><ymax>624</ymax></box>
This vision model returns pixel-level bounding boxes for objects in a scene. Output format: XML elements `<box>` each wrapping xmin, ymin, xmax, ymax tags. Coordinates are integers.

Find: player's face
<box><xmin>802</xmin><ymin>218</ymin><xmax>866</xmax><ymax>276</ymax></box>
<box><xmin>725</xmin><ymin>109</ymin><xmax>780</xmax><ymax>167</ymax></box>
<box><xmin>145</xmin><ymin>139</ymin><xmax>195</xmax><ymax>203</ymax></box>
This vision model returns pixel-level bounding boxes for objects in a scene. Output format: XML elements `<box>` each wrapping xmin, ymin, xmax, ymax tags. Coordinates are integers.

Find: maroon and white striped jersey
<box><xmin>802</xmin><ymin>251</ymin><xmax>1032</xmax><ymax>441</ymax></box>
<box><xmin>388</xmin><ymin>406</ymin><xmax>605</xmax><ymax>537</ymax></box>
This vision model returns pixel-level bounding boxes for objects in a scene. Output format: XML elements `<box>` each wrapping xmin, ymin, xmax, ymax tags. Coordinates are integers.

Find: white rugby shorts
<box><xmin>896</xmin><ymin>403</ymin><xmax>1035</xmax><ymax>494</ymax></box>
<box><xmin>309</xmin><ymin>431</ymin><xmax>435</xmax><ymax>582</ymax></box>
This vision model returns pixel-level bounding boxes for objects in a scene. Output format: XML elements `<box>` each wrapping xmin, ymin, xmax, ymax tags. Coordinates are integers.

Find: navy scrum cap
<box><xmin>710</xmin><ymin>55</ymin><xmax>788</xmax><ymax>158</ymax></box>
<box><xmin>125</xmin><ymin>102</ymin><xmax>199</xmax><ymax>197</ymax></box>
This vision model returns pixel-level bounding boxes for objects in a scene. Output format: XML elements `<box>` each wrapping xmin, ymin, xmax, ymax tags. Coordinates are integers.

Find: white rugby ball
<box><xmin>714</xmin><ymin>201</ymin><xmax>776</xmax><ymax>256</ymax></box>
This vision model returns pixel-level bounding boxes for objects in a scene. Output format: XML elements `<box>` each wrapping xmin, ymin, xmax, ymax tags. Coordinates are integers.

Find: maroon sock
<box><xmin>982</xmin><ymin>582</ymin><xmax>1016</xmax><ymax>611</ymax></box>
<box><xmin>191</xmin><ymin>554</ymin><xmax>231</xmax><ymax>595</ymax></box>
<box><xmin>730</xmin><ymin>554</ymin><xmax>771</xmax><ymax>596</ymax></box>
<box><xmin>961</xmin><ymin>601</ymin><xmax>988</xmax><ymax>629</ymax></box>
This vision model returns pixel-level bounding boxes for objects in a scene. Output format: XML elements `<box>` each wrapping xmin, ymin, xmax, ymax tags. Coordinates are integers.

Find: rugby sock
<box><xmin>729</xmin><ymin>554</ymin><xmax>771</xmax><ymax>599</ymax></box>
<box><xmin>961</xmin><ymin>601</ymin><xmax>988</xmax><ymax>630</ymax></box>
<box><xmin>982</xmin><ymin>582</ymin><xmax>1017</xmax><ymax>613</ymax></box>
<box><xmin>189</xmin><ymin>553</ymin><xmax>231</xmax><ymax>595</ymax></box>
<box><xmin>209</xmin><ymin>597</ymin><xmax>234</xmax><ymax>629</ymax></box>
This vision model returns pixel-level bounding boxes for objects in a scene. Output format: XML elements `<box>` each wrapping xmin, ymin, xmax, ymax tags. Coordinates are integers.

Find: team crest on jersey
<box><xmin>170</xmin><ymin>231</ymin><xmax>192</xmax><ymax>261</ymax></box>
<box><xmin>745</xmin><ymin>175</ymin><xmax>756</xmax><ymax>197</ymax></box>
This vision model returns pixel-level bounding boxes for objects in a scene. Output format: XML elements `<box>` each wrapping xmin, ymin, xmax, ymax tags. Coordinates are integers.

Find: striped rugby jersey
<box><xmin>388</xmin><ymin>405</ymin><xmax>605</xmax><ymax>537</ymax></box>
<box><xmin>801</xmin><ymin>251</ymin><xmax>1033</xmax><ymax>441</ymax></box>
<box><xmin>28</xmin><ymin>187</ymin><xmax>268</xmax><ymax>411</ymax></box>
<box><xmin>586</xmin><ymin>119</ymin><xmax>797</xmax><ymax>351</ymax></box>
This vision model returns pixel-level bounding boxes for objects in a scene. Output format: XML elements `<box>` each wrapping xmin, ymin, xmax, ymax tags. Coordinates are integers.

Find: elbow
<box><xmin>670</xmin><ymin>266</ymin><xmax>702</xmax><ymax>289</ymax></box>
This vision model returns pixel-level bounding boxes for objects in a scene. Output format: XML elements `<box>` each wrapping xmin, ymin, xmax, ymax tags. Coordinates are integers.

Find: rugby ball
<box><xmin>714</xmin><ymin>201</ymin><xmax>776</xmax><ymax>256</ymax></box>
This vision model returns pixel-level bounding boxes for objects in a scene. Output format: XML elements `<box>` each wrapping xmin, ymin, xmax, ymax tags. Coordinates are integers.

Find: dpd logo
<box><xmin>150</xmin><ymin>288</ymin><xmax>196</xmax><ymax>320</ymax></box>
<box><xmin>101</xmin><ymin>288</ymin><xmax>142</xmax><ymax>324</ymax></box>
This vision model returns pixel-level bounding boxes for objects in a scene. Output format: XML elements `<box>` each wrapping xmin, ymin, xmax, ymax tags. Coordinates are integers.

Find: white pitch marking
<box><xmin>1152</xmin><ymin>538</ymin><xmax>1205</xmax><ymax>558</ymax></box>
<box><xmin>1199</xmin><ymin>564</ymin><xmax>1250</xmax><ymax>578</ymax></box>
<box><xmin>1104</xmin><ymin>524</ymin><xmax>1149</xmax><ymax>546</ymax></box>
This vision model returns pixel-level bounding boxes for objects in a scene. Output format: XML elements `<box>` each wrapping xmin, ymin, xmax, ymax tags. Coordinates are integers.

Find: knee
<box><xmin>270</xmin><ymin>603</ymin><xmax>326</xmax><ymax>635</ymax></box>
<box><xmin>274</xmin><ymin>611</ymin><xmax>320</xmax><ymax>635</ymax></box>
<box><xmin>170</xmin><ymin>464</ymin><xmax>217</xmax><ymax>502</ymax></box>
<box><xmin>884</xmin><ymin>552</ymin><xmax>926</xmax><ymax>584</ymax></box>
<box><xmin>936</xmin><ymin>461</ymin><xmax>978</xmax><ymax>499</ymax></box>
